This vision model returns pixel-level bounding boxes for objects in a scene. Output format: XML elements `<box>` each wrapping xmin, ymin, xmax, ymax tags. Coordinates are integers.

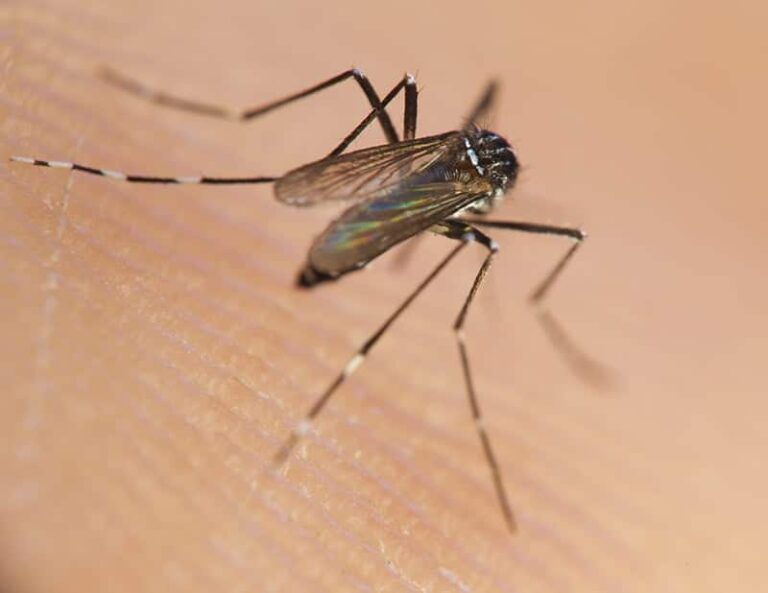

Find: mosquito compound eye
<box><xmin>472</xmin><ymin>131</ymin><xmax>519</xmax><ymax>191</ymax></box>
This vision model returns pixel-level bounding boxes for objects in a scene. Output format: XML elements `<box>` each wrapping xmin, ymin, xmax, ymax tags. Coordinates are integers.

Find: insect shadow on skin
<box><xmin>11</xmin><ymin>66</ymin><xmax>612</xmax><ymax>533</ymax></box>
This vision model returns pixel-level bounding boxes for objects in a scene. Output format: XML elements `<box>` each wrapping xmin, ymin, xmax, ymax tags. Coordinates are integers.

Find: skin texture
<box><xmin>2</xmin><ymin>1</ymin><xmax>767</xmax><ymax>591</ymax></box>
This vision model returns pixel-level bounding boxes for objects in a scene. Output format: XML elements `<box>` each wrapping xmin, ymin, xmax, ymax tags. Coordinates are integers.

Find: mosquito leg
<box><xmin>9</xmin><ymin>75</ymin><xmax>418</xmax><ymax>186</ymax></box>
<box><xmin>433</xmin><ymin>219</ymin><xmax>517</xmax><ymax>533</ymax></box>
<box><xmin>464</xmin><ymin>80</ymin><xmax>498</xmax><ymax>128</ymax></box>
<box><xmin>328</xmin><ymin>74</ymin><xmax>416</xmax><ymax>157</ymax></box>
<box><xmin>8</xmin><ymin>156</ymin><xmax>277</xmax><ymax>185</ymax></box>
<box><xmin>466</xmin><ymin>218</ymin><xmax>613</xmax><ymax>387</ymax></box>
<box><xmin>467</xmin><ymin>219</ymin><xmax>585</xmax><ymax>301</ymax></box>
<box><xmin>100</xmin><ymin>67</ymin><xmax>402</xmax><ymax>144</ymax></box>
<box><xmin>279</xmin><ymin>219</ymin><xmax>517</xmax><ymax>530</ymax></box>
<box><xmin>403</xmin><ymin>76</ymin><xmax>418</xmax><ymax>141</ymax></box>
<box><xmin>273</xmin><ymin>240</ymin><xmax>468</xmax><ymax>464</ymax></box>
<box><xmin>462</xmin><ymin>219</ymin><xmax>585</xmax><ymax>302</ymax></box>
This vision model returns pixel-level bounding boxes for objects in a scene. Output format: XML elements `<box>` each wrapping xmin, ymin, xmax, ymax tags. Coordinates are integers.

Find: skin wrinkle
<box><xmin>152</xmin><ymin>328</ymin><xmax>576</xmax><ymax>592</ymax></box>
<box><xmin>111</xmin><ymin>293</ymin><xmax>522</xmax><ymax>590</ymax></box>
<box><xmin>61</xmin><ymin>201</ymin><xmax>344</xmax><ymax>392</ymax></box>
<box><xmin>120</xmin><ymin>236</ymin><xmax>640</xmax><ymax>588</ymax></box>
<box><xmin>8</xmin><ymin>2</ymin><xmax>765</xmax><ymax>592</ymax></box>
<box><xmin>6</xmin><ymin>169</ymin><xmax>632</xmax><ymax>588</ymax></box>
<box><xmin>125</xmin><ymin>364</ymin><xmax>334</xmax><ymax>589</ymax></box>
<box><xmin>135</xmin><ymin>375</ymin><xmax>449</xmax><ymax>593</ymax></box>
<box><xmin>6</xmin><ymin>103</ymin><xmax>460</xmax><ymax>344</ymax></box>
<box><xmin>122</xmin><ymin>383</ymin><xmax>319</xmax><ymax>593</ymax></box>
<box><xmin>64</xmin><ymin>192</ymin><xmax>628</xmax><ymax>590</ymax></box>
<box><xmin>19</xmin><ymin>132</ymin><xmax>85</xmax><ymax>472</ymax></box>
<box><xmin>63</xmin><ymin>231</ymin><xmax>524</xmax><ymax>590</ymax></box>
<box><xmin>43</xmin><ymin>205</ymin><xmax>510</xmax><ymax>588</ymax></box>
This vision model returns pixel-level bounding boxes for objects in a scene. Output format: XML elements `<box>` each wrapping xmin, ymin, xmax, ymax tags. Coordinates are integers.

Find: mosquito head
<box><xmin>471</xmin><ymin>130</ymin><xmax>519</xmax><ymax>194</ymax></box>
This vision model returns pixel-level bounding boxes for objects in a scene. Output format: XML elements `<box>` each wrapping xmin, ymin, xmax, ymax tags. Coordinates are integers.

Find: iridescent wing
<box><xmin>306</xmin><ymin>178</ymin><xmax>493</xmax><ymax>278</ymax></box>
<box><xmin>274</xmin><ymin>131</ymin><xmax>463</xmax><ymax>206</ymax></box>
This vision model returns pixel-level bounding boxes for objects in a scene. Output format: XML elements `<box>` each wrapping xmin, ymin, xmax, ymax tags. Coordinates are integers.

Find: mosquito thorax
<box><xmin>464</xmin><ymin>129</ymin><xmax>519</xmax><ymax>194</ymax></box>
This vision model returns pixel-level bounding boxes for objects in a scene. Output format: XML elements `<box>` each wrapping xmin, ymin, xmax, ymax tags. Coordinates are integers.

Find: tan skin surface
<box><xmin>2</xmin><ymin>1</ymin><xmax>767</xmax><ymax>591</ymax></box>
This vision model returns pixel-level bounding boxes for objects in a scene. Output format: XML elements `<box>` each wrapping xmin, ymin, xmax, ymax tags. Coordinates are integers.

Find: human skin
<box><xmin>2</xmin><ymin>1</ymin><xmax>767</xmax><ymax>592</ymax></box>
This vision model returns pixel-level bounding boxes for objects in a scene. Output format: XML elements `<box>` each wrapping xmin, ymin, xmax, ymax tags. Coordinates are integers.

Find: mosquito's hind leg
<box><xmin>100</xmin><ymin>67</ymin><xmax>407</xmax><ymax>145</ymax></box>
<box><xmin>276</xmin><ymin>218</ymin><xmax>518</xmax><ymax>532</ymax></box>
<box><xmin>8</xmin><ymin>155</ymin><xmax>277</xmax><ymax>186</ymax></box>
<box><xmin>273</xmin><ymin>240</ymin><xmax>467</xmax><ymax>464</ymax></box>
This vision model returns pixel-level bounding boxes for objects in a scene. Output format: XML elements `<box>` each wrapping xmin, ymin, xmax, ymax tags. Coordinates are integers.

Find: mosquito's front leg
<box><xmin>432</xmin><ymin>218</ymin><xmax>517</xmax><ymax>533</ymax></box>
<box><xmin>467</xmin><ymin>217</ymin><xmax>612</xmax><ymax>387</ymax></box>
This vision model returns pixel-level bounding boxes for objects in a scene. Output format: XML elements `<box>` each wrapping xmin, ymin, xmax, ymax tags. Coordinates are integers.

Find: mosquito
<box><xmin>11</xmin><ymin>67</ymin><xmax>597</xmax><ymax>533</ymax></box>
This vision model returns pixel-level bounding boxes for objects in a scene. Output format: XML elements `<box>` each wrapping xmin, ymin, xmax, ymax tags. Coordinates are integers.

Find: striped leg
<box><xmin>276</xmin><ymin>218</ymin><xmax>518</xmax><ymax>532</ymax></box>
<box><xmin>273</xmin><ymin>239</ymin><xmax>468</xmax><ymax>465</ymax></box>
<box><xmin>101</xmin><ymin>67</ymin><xmax>406</xmax><ymax>145</ymax></box>
<box><xmin>8</xmin><ymin>156</ymin><xmax>277</xmax><ymax>185</ymax></box>
<box><xmin>434</xmin><ymin>219</ymin><xmax>518</xmax><ymax>533</ymax></box>
<box><xmin>467</xmin><ymin>218</ymin><xmax>613</xmax><ymax>387</ymax></box>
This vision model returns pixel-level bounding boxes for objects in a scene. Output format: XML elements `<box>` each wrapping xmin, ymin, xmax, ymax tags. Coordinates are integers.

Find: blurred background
<box><xmin>2</xmin><ymin>1</ymin><xmax>767</xmax><ymax>591</ymax></box>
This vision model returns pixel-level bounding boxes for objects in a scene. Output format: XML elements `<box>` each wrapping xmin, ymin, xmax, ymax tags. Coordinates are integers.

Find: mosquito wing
<box><xmin>275</xmin><ymin>131</ymin><xmax>464</xmax><ymax>206</ymax></box>
<box><xmin>304</xmin><ymin>178</ymin><xmax>493</xmax><ymax>279</ymax></box>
